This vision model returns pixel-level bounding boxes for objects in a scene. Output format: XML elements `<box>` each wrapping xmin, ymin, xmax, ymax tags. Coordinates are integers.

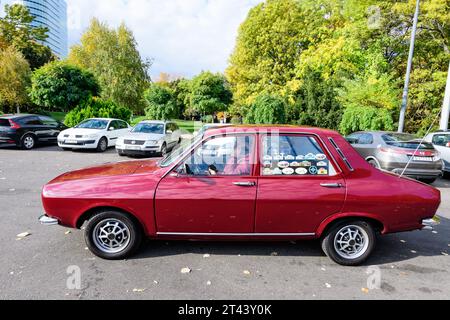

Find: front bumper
<box><xmin>116</xmin><ymin>145</ymin><xmax>161</xmax><ymax>155</ymax></box>
<box><xmin>39</xmin><ymin>214</ymin><xmax>59</xmax><ymax>226</ymax></box>
<box><xmin>58</xmin><ymin>139</ymin><xmax>97</xmax><ymax>149</ymax></box>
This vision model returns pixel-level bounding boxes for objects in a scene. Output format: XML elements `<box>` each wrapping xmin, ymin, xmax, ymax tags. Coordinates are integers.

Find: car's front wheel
<box><xmin>321</xmin><ymin>220</ymin><xmax>376</xmax><ymax>266</ymax></box>
<box><xmin>84</xmin><ymin>210</ymin><xmax>142</xmax><ymax>260</ymax></box>
<box><xmin>160</xmin><ymin>143</ymin><xmax>167</xmax><ymax>157</ymax></box>
<box><xmin>96</xmin><ymin>137</ymin><xmax>108</xmax><ymax>152</ymax></box>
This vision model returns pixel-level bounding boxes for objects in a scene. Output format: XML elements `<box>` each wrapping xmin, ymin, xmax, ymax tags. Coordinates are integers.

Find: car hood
<box><xmin>122</xmin><ymin>132</ymin><xmax>164</xmax><ymax>141</ymax></box>
<box><xmin>48</xmin><ymin>160</ymin><xmax>162</xmax><ymax>184</ymax></box>
<box><xmin>60</xmin><ymin>128</ymin><xmax>104</xmax><ymax>136</ymax></box>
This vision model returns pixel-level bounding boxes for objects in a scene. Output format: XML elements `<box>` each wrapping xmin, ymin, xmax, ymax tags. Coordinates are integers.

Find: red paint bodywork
<box><xmin>42</xmin><ymin>126</ymin><xmax>441</xmax><ymax>240</ymax></box>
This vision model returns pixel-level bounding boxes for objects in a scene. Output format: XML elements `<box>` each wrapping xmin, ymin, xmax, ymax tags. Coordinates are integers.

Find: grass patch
<box><xmin>49</xmin><ymin>112</ymin><xmax>67</xmax><ymax>122</ymax></box>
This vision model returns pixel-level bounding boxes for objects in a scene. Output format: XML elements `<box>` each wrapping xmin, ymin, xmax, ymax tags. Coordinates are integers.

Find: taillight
<box><xmin>8</xmin><ymin>119</ymin><xmax>21</xmax><ymax>129</ymax></box>
<box><xmin>447</xmin><ymin>142</ymin><xmax>450</xmax><ymax>148</ymax></box>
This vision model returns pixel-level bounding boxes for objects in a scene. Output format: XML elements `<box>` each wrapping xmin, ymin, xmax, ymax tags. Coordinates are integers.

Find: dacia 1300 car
<box><xmin>40</xmin><ymin>126</ymin><xmax>441</xmax><ymax>266</ymax></box>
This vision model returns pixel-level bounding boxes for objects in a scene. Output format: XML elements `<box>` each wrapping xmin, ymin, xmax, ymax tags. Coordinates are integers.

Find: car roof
<box><xmin>203</xmin><ymin>125</ymin><xmax>339</xmax><ymax>137</ymax></box>
<box><xmin>0</xmin><ymin>114</ymin><xmax>36</xmax><ymax>119</ymax></box>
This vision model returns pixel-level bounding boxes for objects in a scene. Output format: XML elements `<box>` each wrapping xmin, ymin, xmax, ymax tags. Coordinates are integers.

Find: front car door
<box><xmin>255</xmin><ymin>133</ymin><xmax>346</xmax><ymax>234</ymax></box>
<box><xmin>155</xmin><ymin>133</ymin><xmax>257</xmax><ymax>234</ymax></box>
<box><xmin>38</xmin><ymin>116</ymin><xmax>61</xmax><ymax>142</ymax></box>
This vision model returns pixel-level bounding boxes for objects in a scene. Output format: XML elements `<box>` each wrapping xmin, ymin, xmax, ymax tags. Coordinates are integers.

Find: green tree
<box><xmin>0</xmin><ymin>46</ymin><xmax>31</xmax><ymax>113</ymax></box>
<box><xmin>189</xmin><ymin>71</ymin><xmax>232</xmax><ymax>116</ymax></box>
<box><xmin>0</xmin><ymin>4</ymin><xmax>55</xmax><ymax>69</ymax></box>
<box><xmin>29</xmin><ymin>61</ymin><xmax>100</xmax><ymax>112</ymax></box>
<box><xmin>68</xmin><ymin>19</ymin><xmax>151</xmax><ymax>114</ymax></box>
<box><xmin>244</xmin><ymin>94</ymin><xmax>286</xmax><ymax>124</ymax></box>
<box><xmin>168</xmin><ymin>78</ymin><xmax>191</xmax><ymax>119</ymax></box>
<box><xmin>339</xmin><ymin>106</ymin><xmax>395</xmax><ymax>135</ymax></box>
<box><xmin>144</xmin><ymin>84</ymin><xmax>177</xmax><ymax>120</ymax></box>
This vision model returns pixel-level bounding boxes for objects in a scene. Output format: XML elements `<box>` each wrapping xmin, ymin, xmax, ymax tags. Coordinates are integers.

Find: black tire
<box><xmin>21</xmin><ymin>134</ymin><xmax>36</xmax><ymax>150</ymax></box>
<box><xmin>62</xmin><ymin>148</ymin><xmax>72</xmax><ymax>151</ymax></box>
<box><xmin>367</xmin><ymin>158</ymin><xmax>380</xmax><ymax>169</ymax></box>
<box><xmin>419</xmin><ymin>178</ymin><xmax>437</xmax><ymax>184</ymax></box>
<box><xmin>321</xmin><ymin>220</ymin><xmax>376</xmax><ymax>266</ymax></box>
<box><xmin>84</xmin><ymin>210</ymin><xmax>142</xmax><ymax>260</ymax></box>
<box><xmin>160</xmin><ymin>143</ymin><xmax>167</xmax><ymax>157</ymax></box>
<box><xmin>96</xmin><ymin>137</ymin><xmax>108</xmax><ymax>152</ymax></box>
<box><xmin>118</xmin><ymin>152</ymin><xmax>126</xmax><ymax>157</ymax></box>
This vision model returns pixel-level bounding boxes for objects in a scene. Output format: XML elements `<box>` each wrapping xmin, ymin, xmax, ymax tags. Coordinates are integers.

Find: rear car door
<box><xmin>255</xmin><ymin>133</ymin><xmax>346</xmax><ymax>234</ymax></box>
<box><xmin>155</xmin><ymin>133</ymin><xmax>257</xmax><ymax>233</ymax></box>
<box><xmin>349</xmin><ymin>133</ymin><xmax>374</xmax><ymax>159</ymax></box>
<box><xmin>19</xmin><ymin>116</ymin><xmax>47</xmax><ymax>142</ymax></box>
<box><xmin>107</xmin><ymin>120</ymin><xmax>120</xmax><ymax>146</ymax></box>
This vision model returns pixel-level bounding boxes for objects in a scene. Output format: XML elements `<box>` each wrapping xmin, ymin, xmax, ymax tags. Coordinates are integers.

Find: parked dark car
<box><xmin>346</xmin><ymin>131</ymin><xmax>443</xmax><ymax>184</ymax></box>
<box><xmin>0</xmin><ymin>114</ymin><xmax>67</xmax><ymax>150</ymax></box>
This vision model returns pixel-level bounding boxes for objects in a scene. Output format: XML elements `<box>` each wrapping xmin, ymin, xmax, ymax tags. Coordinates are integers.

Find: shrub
<box><xmin>144</xmin><ymin>84</ymin><xmax>177</xmax><ymax>120</ymax></box>
<box><xmin>64</xmin><ymin>97</ymin><xmax>132</xmax><ymax>127</ymax></box>
<box><xmin>230</xmin><ymin>116</ymin><xmax>242</xmax><ymax>124</ymax></box>
<box><xmin>339</xmin><ymin>105</ymin><xmax>395</xmax><ymax>135</ymax></box>
<box><xmin>244</xmin><ymin>94</ymin><xmax>286</xmax><ymax>124</ymax></box>
<box><xmin>201</xmin><ymin>115</ymin><xmax>214</xmax><ymax>123</ymax></box>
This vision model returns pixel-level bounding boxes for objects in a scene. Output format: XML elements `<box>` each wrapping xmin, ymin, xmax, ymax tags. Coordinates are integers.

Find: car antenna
<box><xmin>399</xmin><ymin>113</ymin><xmax>441</xmax><ymax>178</ymax></box>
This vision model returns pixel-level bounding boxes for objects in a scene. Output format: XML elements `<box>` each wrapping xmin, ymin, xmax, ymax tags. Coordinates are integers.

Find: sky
<box><xmin>1</xmin><ymin>0</ymin><xmax>263</xmax><ymax>79</ymax></box>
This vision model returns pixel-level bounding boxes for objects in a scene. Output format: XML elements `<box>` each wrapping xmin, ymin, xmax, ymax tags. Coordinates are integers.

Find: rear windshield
<box><xmin>382</xmin><ymin>133</ymin><xmax>434</xmax><ymax>149</ymax></box>
<box><xmin>432</xmin><ymin>134</ymin><xmax>450</xmax><ymax>146</ymax></box>
<box><xmin>0</xmin><ymin>119</ymin><xmax>11</xmax><ymax>127</ymax></box>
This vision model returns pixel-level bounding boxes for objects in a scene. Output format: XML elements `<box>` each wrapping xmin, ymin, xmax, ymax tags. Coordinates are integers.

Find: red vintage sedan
<box><xmin>40</xmin><ymin>126</ymin><xmax>441</xmax><ymax>266</ymax></box>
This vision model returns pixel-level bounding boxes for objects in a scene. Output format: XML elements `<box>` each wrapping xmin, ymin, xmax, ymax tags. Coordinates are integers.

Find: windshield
<box><xmin>382</xmin><ymin>133</ymin><xmax>434</xmax><ymax>149</ymax></box>
<box><xmin>76</xmin><ymin>119</ymin><xmax>108</xmax><ymax>129</ymax></box>
<box><xmin>160</xmin><ymin>135</ymin><xmax>202</xmax><ymax>167</ymax></box>
<box><xmin>132</xmin><ymin>123</ymin><xmax>164</xmax><ymax>134</ymax></box>
<box><xmin>432</xmin><ymin>134</ymin><xmax>450</xmax><ymax>146</ymax></box>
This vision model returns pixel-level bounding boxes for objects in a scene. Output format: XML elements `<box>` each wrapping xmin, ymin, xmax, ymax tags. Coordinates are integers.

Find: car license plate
<box><xmin>65</xmin><ymin>140</ymin><xmax>77</xmax><ymax>144</ymax></box>
<box><xmin>412</xmin><ymin>156</ymin><xmax>432</xmax><ymax>162</ymax></box>
<box><xmin>126</xmin><ymin>145</ymin><xmax>140</xmax><ymax>150</ymax></box>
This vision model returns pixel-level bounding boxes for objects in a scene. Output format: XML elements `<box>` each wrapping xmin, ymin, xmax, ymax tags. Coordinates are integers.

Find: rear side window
<box><xmin>358</xmin><ymin>133</ymin><xmax>373</xmax><ymax>144</ymax></box>
<box><xmin>38</xmin><ymin>116</ymin><xmax>58</xmax><ymax>126</ymax></box>
<box><xmin>261</xmin><ymin>135</ymin><xmax>336</xmax><ymax>176</ymax></box>
<box><xmin>18</xmin><ymin>116</ymin><xmax>42</xmax><ymax>125</ymax></box>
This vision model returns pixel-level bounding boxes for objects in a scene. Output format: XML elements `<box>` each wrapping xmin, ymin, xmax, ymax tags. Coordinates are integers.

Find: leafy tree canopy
<box><xmin>144</xmin><ymin>83</ymin><xmax>177</xmax><ymax>120</ymax></box>
<box><xmin>29</xmin><ymin>61</ymin><xmax>100</xmax><ymax>112</ymax></box>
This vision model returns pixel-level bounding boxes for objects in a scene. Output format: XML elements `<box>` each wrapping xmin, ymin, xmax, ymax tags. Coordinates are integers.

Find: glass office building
<box><xmin>13</xmin><ymin>0</ymin><xmax>68</xmax><ymax>57</ymax></box>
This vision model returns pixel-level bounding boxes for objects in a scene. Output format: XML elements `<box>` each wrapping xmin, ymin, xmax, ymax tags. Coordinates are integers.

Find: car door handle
<box><xmin>320</xmin><ymin>183</ymin><xmax>343</xmax><ymax>188</ymax></box>
<box><xmin>233</xmin><ymin>181</ymin><xmax>256</xmax><ymax>187</ymax></box>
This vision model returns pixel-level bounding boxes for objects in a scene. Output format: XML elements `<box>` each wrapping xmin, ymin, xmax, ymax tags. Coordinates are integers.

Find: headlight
<box><xmin>85</xmin><ymin>134</ymin><xmax>98</xmax><ymax>139</ymax></box>
<box><xmin>145</xmin><ymin>140</ymin><xmax>158</xmax><ymax>146</ymax></box>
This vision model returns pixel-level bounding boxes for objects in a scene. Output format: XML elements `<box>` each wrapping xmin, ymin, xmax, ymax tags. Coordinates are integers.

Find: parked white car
<box><xmin>58</xmin><ymin>118</ymin><xmax>131</xmax><ymax>152</ymax></box>
<box><xmin>424</xmin><ymin>131</ymin><xmax>450</xmax><ymax>175</ymax></box>
<box><xmin>116</xmin><ymin>120</ymin><xmax>182</xmax><ymax>157</ymax></box>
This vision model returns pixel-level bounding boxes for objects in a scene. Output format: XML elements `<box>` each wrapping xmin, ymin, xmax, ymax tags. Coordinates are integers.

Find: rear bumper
<box><xmin>390</xmin><ymin>168</ymin><xmax>442</xmax><ymax>179</ymax></box>
<box><xmin>0</xmin><ymin>132</ymin><xmax>19</xmax><ymax>146</ymax></box>
<box><xmin>39</xmin><ymin>214</ymin><xmax>59</xmax><ymax>226</ymax></box>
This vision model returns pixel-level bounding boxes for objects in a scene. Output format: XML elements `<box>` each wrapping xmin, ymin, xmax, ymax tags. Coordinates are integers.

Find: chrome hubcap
<box><xmin>334</xmin><ymin>225</ymin><xmax>369</xmax><ymax>259</ymax></box>
<box><xmin>24</xmin><ymin>136</ymin><xmax>34</xmax><ymax>149</ymax></box>
<box><xmin>92</xmin><ymin>219</ymin><xmax>130</xmax><ymax>253</ymax></box>
<box><xmin>100</xmin><ymin>139</ymin><xmax>107</xmax><ymax>150</ymax></box>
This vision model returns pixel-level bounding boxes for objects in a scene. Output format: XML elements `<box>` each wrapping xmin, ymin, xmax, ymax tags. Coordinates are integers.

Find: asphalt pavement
<box><xmin>0</xmin><ymin>144</ymin><xmax>449</xmax><ymax>299</ymax></box>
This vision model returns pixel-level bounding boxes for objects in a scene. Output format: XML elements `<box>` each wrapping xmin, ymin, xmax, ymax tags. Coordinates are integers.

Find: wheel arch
<box><xmin>76</xmin><ymin>206</ymin><xmax>146</xmax><ymax>235</ymax></box>
<box><xmin>317</xmin><ymin>213</ymin><xmax>386</xmax><ymax>238</ymax></box>
<box><xmin>365</xmin><ymin>156</ymin><xmax>381</xmax><ymax>167</ymax></box>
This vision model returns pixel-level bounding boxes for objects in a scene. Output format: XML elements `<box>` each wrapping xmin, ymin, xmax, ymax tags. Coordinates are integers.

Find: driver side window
<box><xmin>179</xmin><ymin>135</ymin><xmax>255</xmax><ymax>176</ymax></box>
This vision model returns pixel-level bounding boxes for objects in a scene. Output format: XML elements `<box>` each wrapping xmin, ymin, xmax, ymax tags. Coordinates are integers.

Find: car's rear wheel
<box><xmin>84</xmin><ymin>210</ymin><xmax>142</xmax><ymax>260</ymax></box>
<box><xmin>21</xmin><ymin>134</ymin><xmax>36</xmax><ymax>150</ymax></box>
<box><xmin>367</xmin><ymin>158</ymin><xmax>380</xmax><ymax>169</ymax></box>
<box><xmin>96</xmin><ymin>137</ymin><xmax>108</xmax><ymax>152</ymax></box>
<box><xmin>321</xmin><ymin>220</ymin><xmax>376</xmax><ymax>266</ymax></box>
<box><xmin>62</xmin><ymin>147</ymin><xmax>72</xmax><ymax>151</ymax></box>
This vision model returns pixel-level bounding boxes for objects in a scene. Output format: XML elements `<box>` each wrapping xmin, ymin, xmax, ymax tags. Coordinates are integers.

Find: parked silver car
<box><xmin>346</xmin><ymin>131</ymin><xmax>443</xmax><ymax>183</ymax></box>
<box><xmin>424</xmin><ymin>131</ymin><xmax>450</xmax><ymax>176</ymax></box>
<box><xmin>116</xmin><ymin>120</ymin><xmax>182</xmax><ymax>157</ymax></box>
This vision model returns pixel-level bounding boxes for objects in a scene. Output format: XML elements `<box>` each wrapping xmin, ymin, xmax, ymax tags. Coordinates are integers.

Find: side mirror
<box><xmin>167</xmin><ymin>130</ymin><xmax>173</xmax><ymax>134</ymax></box>
<box><xmin>208</xmin><ymin>165</ymin><xmax>218</xmax><ymax>176</ymax></box>
<box><xmin>109</xmin><ymin>127</ymin><xmax>115</xmax><ymax>131</ymax></box>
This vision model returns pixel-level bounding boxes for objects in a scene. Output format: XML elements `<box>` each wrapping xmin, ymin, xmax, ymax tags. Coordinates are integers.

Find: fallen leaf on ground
<box><xmin>400</xmin><ymin>240</ymin><xmax>406</xmax><ymax>243</ymax></box>
<box><xmin>270</xmin><ymin>252</ymin><xmax>278</xmax><ymax>256</ymax></box>
<box><xmin>410</xmin><ymin>250</ymin><xmax>417</xmax><ymax>254</ymax></box>
<box><xmin>16</xmin><ymin>232</ymin><xmax>31</xmax><ymax>239</ymax></box>
<box><xmin>432</xmin><ymin>231</ymin><xmax>438</xmax><ymax>234</ymax></box>
<box><xmin>441</xmin><ymin>252</ymin><xmax>448</xmax><ymax>256</ymax></box>
<box><xmin>325</xmin><ymin>283</ymin><xmax>331</xmax><ymax>288</ymax></box>
<box><xmin>153</xmin><ymin>281</ymin><xmax>158</xmax><ymax>284</ymax></box>
<box><xmin>203</xmin><ymin>254</ymin><xmax>210</xmax><ymax>258</ymax></box>
<box><xmin>132</xmin><ymin>288</ymin><xmax>146</xmax><ymax>292</ymax></box>
<box><xmin>361</xmin><ymin>288</ymin><xmax>369</xmax><ymax>294</ymax></box>
<box><xmin>65</xmin><ymin>230</ymin><xmax>71</xmax><ymax>235</ymax></box>
<box><xmin>9</xmin><ymin>188</ymin><xmax>15</xmax><ymax>192</ymax></box>
<box><xmin>243</xmin><ymin>270</ymin><xmax>251</xmax><ymax>275</ymax></box>
<box><xmin>206</xmin><ymin>281</ymin><xmax>211</xmax><ymax>286</ymax></box>
<box><xmin>181</xmin><ymin>267</ymin><xmax>191</xmax><ymax>274</ymax></box>
<box><xmin>320</xmin><ymin>267</ymin><xmax>326</xmax><ymax>271</ymax></box>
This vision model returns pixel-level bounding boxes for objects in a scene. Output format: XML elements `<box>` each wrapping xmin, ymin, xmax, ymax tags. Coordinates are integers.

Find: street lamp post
<box><xmin>398</xmin><ymin>0</ymin><xmax>420</xmax><ymax>133</ymax></box>
<box><xmin>439</xmin><ymin>60</ymin><xmax>450</xmax><ymax>131</ymax></box>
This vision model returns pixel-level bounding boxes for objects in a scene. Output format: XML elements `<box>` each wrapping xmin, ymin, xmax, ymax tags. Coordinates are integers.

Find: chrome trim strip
<box><xmin>157</xmin><ymin>232</ymin><xmax>315</xmax><ymax>236</ymax></box>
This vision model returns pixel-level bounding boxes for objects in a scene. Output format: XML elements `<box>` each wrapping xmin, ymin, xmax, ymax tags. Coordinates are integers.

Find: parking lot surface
<box><xmin>0</xmin><ymin>145</ymin><xmax>449</xmax><ymax>299</ymax></box>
